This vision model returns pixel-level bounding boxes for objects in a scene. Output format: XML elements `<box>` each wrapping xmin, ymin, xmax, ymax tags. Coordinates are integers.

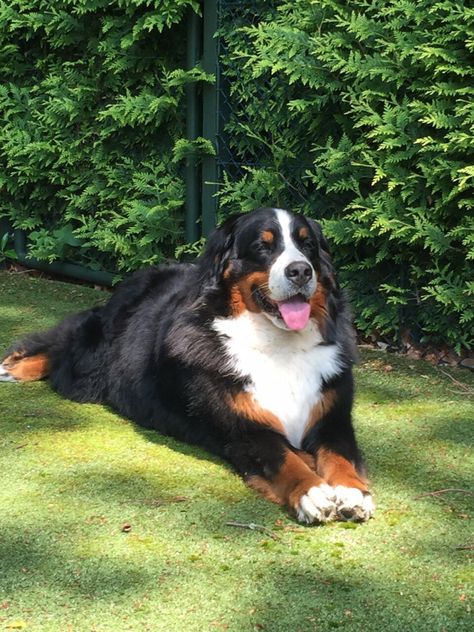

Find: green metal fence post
<box><xmin>185</xmin><ymin>8</ymin><xmax>202</xmax><ymax>244</ymax></box>
<box><xmin>201</xmin><ymin>0</ymin><xmax>220</xmax><ymax>236</ymax></box>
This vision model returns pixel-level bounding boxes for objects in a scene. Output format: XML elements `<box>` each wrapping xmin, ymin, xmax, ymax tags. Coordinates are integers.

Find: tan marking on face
<box><xmin>247</xmin><ymin>449</ymin><xmax>324</xmax><ymax>510</ymax></box>
<box><xmin>309</xmin><ymin>281</ymin><xmax>328</xmax><ymax>331</ymax></box>
<box><xmin>315</xmin><ymin>447</ymin><xmax>368</xmax><ymax>492</ymax></box>
<box><xmin>3</xmin><ymin>352</ymin><xmax>50</xmax><ymax>382</ymax></box>
<box><xmin>228</xmin><ymin>271</ymin><xmax>270</xmax><ymax>316</ymax></box>
<box><xmin>229</xmin><ymin>284</ymin><xmax>247</xmax><ymax>316</ymax></box>
<box><xmin>230</xmin><ymin>391</ymin><xmax>285</xmax><ymax>434</ymax></box>
<box><xmin>3</xmin><ymin>350</ymin><xmax>25</xmax><ymax>364</ymax></box>
<box><xmin>304</xmin><ymin>388</ymin><xmax>337</xmax><ymax>438</ymax></box>
<box><xmin>298</xmin><ymin>226</ymin><xmax>309</xmax><ymax>240</ymax></box>
<box><xmin>261</xmin><ymin>230</ymin><xmax>274</xmax><ymax>244</ymax></box>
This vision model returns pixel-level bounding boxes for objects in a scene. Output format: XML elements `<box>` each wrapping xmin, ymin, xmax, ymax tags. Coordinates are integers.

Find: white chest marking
<box><xmin>212</xmin><ymin>312</ymin><xmax>343</xmax><ymax>448</ymax></box>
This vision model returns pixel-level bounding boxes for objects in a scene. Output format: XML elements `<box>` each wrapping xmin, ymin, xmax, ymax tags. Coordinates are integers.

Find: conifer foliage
<box><xmin>0</xmin><ymin>1</ymin><xmax>472</xmax><ymax>349</ymax></box>
<box><xmin>0</xmin><ymin>0</ymin><xmax>204</xmax><ymax>272</ymax></box>
<box><xmin>219</xmin><ymin>0</ymin><xmax>474</xmax><ymax>350</ymax></box>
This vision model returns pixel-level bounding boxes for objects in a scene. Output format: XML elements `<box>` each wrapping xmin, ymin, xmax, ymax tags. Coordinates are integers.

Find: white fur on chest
<box><xmin>212</xmin><ymin>312</ymin><xmax>342</xmax><ymax>448</ymax></box>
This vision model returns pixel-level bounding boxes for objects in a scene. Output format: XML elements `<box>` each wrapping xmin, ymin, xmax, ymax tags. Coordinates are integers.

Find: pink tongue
<box><xmin>277</xmin><ymin>297</ymin><xmax>311</xmax><ymax>331</ymax></box>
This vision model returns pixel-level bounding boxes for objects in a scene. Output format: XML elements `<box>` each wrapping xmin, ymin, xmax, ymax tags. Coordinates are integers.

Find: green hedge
<box><xmin>0</xmin><ymin>0</ymin><xmax>208</xmax><ymax>273</ymax></box>
<box><xmin>219</xmin><ymin>0</ymin><xmax>474</xmax><ymax>351</ymax></box>
<box><xmin>1</xmin><ymin>1</ymin><xmax>472</xmax><ymax>350</ymax></box>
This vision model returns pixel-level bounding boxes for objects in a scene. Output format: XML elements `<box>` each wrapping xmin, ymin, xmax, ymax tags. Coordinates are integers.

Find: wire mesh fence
<box><xmin>216</xmin><ymin>0</ymin><xmax>277</xmax><ymax>181</ymax></box>
<box><xmin>213</xmin><ymin>0</ymin><xmax>327</xmax><ymax>216</ymax></box>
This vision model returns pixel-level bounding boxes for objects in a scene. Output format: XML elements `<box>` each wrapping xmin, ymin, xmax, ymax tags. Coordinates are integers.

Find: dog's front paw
<box><xmin>333</xmin><ymin>486</ymin><xmax>374</xmax><ymax>522</ymax></box>
<box><xmin>295</xmin><ymin>484</ymin><xmax>337</xmax><ymax>524</ymax></box>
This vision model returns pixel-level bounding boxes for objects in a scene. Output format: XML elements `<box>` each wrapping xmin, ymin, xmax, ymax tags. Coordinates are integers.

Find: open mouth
<box><xmin>253</xmin><ymin>287</ymin><xmax>311</xmax><ymax>331</ymax></box>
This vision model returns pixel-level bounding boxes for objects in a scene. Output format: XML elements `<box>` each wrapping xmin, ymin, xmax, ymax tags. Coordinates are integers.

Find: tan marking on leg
<box><xmin>3</xmin><ymin>353</ymin><xmax>50</xmax><ymax>382</ymax></box>
<box><xmin>246</xmin><ymin>475</ymin><xmax>283</xmax><ymax>505</ymax></box>
<box><xmin>316</xmin><ymin>447</ymin><xmax>368</xmax><ymax>492</ymax></box>
<box><xmin>294</xmin><ymin>449</ymin><xmax>316</xmax><ymax>470</ymax></box>
<box><xmin>247</xmin><ymin>449</ymin><xmax>325</xmax><ymax>509</ymax></box>
<box><xmin>229</xmin><ymin>391</ymin><xmax>285</xmax><ymax>434</ymax></box>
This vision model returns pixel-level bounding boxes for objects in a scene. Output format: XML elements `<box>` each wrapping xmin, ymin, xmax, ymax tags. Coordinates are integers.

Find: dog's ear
<box><xmin>199</xmin><ymin>213</ymin><xmax>243</xmax><ymax>288</ymax></box>
<box><xmin>307</xmin><ymin>218</ymin><xmax>337</xmax><ymax>286</ymax></box>
<box><xmin>307</xmin><ymin>218</ymin><xmax>331</xmax><ymax>256</ymax></box>
<box><xmin>307</xmin><ymin>218</ymin><xmax>341</xmax><ymax>343</ymax></box>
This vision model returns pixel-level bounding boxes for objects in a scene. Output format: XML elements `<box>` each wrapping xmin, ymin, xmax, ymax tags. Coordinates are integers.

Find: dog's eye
<box><xmin>246</xmin><ymin>239</ymin><xmax>274</xmax><ymax>260</ymax></box>
<box><xmin>260</xmin><ymin>238</ymin><xmax>275</xmax><ymax>251</ymax></box>
<box><xmin>297</xmin><ymin>235</ymin><xmax>316</xmax><ymax>256</ymax></box>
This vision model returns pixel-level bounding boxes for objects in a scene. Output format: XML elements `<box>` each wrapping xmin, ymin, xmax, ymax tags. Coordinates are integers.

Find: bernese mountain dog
<box><xmin>0</xmin><ymin>208</ymin><xmax>374</xmax><ymax>524</ymax></box>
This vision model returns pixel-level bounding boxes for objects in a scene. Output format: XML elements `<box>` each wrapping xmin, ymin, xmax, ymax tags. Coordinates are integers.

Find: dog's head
<box><xmin>200</xmin><ymin>207</ymin><xmax>339</xmax><ymax>335</ymax></box>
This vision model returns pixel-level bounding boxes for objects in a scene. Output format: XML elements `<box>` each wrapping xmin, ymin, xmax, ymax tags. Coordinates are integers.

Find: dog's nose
<box><xmin>284</xmin><ymin>261</ymin><xmax>313</xmax><ymax>287</ymax></box>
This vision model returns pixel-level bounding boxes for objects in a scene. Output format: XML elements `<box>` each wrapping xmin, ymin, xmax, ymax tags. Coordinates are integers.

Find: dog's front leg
<box><xmin>226</xmin><ymin>430</ymin><xmax>338</xmax><ymax>524</ymax></box>
<box><xmin>314</xmin><ymin>447</ymin><xmax>375</xmax><ymax>522</ymax></box>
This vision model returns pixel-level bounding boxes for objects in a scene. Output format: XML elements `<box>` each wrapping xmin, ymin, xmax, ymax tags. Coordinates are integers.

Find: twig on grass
<box><xmin>438</xmin><ymin>368</ymin><xmax>474</xmax><ymax>395</ymax></box>
<box><xmin>456</xmin><ymin>544</ymin><xmax>474</xmax><ymax>551</ymax></box>
<box><xmin>9</xmin><ymin>267</ymin><xmax>37</xmax><ymax>275</ymax></box>
<box><xmin>413</xmin><ymin>488</ymin><xmax>474</xmax><ymax>500</ymax></box>
<box><xmin>226</xmin><ymin>521</ymin><xmax>280</xmax><ymax>541</ymax></box>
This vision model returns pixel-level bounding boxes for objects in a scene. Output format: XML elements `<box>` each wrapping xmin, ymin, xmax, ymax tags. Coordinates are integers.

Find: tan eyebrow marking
<box><xmin>298</xmin><ymin>226</ymin><xmax>309</xmax><ymax>240</ymax></box>
<box><xmin>261</xmin><ymin>230</ymin><xmax>274</xmax><ymax>244</ymax></box>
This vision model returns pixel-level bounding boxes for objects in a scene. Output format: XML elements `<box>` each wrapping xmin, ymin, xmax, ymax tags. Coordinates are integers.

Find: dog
<box><xmin>0</xmin><ymin>208</ymin><xmax>374</xmax><ymax>523</ymax></box>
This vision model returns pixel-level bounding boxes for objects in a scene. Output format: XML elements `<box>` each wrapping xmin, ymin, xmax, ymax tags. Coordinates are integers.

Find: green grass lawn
<box><xmin>0</xmin><ymin>271</ymin><xmax>472</xmax><ymax>632</ymax></box>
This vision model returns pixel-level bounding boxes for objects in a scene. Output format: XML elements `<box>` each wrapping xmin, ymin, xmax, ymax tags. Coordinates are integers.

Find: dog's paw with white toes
<box><xmin>333</xmin><ymin>486</ymin><xmax>374</xmax><ymax>522</ymax></box>
<box><xmin>296</xmin><ymin>484</ymin><xmax>337</xmax><ymax>524</ymax></box>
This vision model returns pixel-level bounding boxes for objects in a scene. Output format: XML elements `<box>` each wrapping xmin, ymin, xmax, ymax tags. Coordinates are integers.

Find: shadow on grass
<box><xmin>428</xmin><ymin>415</ymin><xmax>474</xmax><ymax>447</ymax></box>
<box><xmin>0</xmin><ymin>529</ymin><xmax>164</xmax><ymax>599</ymax></box>
<box><xmin>0</xmin><ymin>517</ymin><xmax>470</xmax><ymax>631</ymax></box>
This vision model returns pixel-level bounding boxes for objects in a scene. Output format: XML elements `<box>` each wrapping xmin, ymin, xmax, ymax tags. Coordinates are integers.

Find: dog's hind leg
<box><xmin>0</xmin><ymin>350</ymin><xmax>50</xmax><ymax>382</ymax></box>
<box><xmin>0</xmin><ymin>320</ymin><xmax>66</xmax><ymax>384</ymax></box>
<box><xmin>1</xmin><ymin>307</ymin><xmax>106</xmax><ymax>402</ymax></box>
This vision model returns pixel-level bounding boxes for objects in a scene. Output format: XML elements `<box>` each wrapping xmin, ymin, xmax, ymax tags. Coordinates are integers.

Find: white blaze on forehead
<box><xmin>275</xmin><ymin>208</ymin><xmax>307</xmax><ymax>263</ymax></box>
<box><xmin>268</xmin><ymin>209</ymin><xmax>316</xmax><ymax>301</ymax></box>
